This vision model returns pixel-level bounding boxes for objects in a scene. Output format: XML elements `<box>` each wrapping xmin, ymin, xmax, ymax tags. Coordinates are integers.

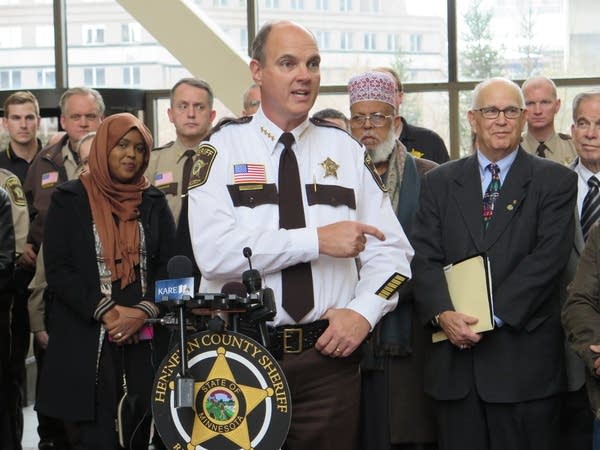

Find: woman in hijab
<box><xmin>36</xmin><ymin>113</ymin><xmax>175</xmax><ymax>449</ymax></box>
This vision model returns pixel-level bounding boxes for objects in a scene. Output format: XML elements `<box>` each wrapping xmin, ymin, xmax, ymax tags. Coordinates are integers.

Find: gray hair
<box><xmin>59</xmin><ymin>87</ymin><xmax>105</xmax><ymax>116</ymax></box>
<box><xmin>572</xmin><ymin>89</ymin><xmax>600</xmax><ymax>122</ymax></box>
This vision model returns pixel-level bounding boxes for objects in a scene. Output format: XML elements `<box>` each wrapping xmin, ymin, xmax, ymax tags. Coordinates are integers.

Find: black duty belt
<box><xmin>273</xmin><ymin>319</ymin><xmax>329</xmax><ymax>354</ymax></box>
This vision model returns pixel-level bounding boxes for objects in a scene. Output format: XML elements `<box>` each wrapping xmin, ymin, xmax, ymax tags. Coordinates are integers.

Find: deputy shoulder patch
<box><xmin>188</xmin><ymin>143</ymin><xmax>217</xmax><ymax>190</ymax></box>
<box><xmin>152</xmin><ymin>141</ymin><xmax>175</xmax><ymax>152</ymax></box>
<box><xmin>558</xmin><ymin>132</ymin><xmax>572</xmax><ymax>140</ymax></box>
<box><xmin>376</xmin><ymin>273</ymin><xmax>408</xmax><ymax>300</ymax></box>
<box><xmin>4</xmin><ymin>175</ymin><xmax>26</xmax><ymax>207</ymax></box>
<box><xmin>364</xmin><ymin>152</ymin><xmax>387</xmax><ymax>192</ymax></box>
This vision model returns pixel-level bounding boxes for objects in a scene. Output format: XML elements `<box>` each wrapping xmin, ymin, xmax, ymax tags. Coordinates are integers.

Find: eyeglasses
<box><xmin>173</xmin><ymin>103</ymin><xmax>207</xmax><ymax>113</ymax></box>
<box><xmin>475</xmin><ymin>106</ymin><xmax>523</xmax><ymax>120</ymax></box>
<box><xmin>349</xmin><ymin>113</ymin><xmax>394</xmax><ymax>128</ymax></box>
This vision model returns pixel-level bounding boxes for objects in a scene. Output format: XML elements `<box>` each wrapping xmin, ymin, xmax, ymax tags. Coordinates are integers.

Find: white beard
<box><xmin>368</xmin><ymin>127</ymin><xmax>397</xmax><ymax>163</ymax></box>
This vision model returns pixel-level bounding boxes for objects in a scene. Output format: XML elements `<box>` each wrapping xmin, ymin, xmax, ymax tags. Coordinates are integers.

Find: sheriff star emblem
<box><xmin>320</xmin><ymin>157</ymin><xmax>339</xmax><ymax>178</ymax></box>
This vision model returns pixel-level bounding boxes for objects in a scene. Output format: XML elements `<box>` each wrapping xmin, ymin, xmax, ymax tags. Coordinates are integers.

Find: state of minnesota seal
<box><xmin>152</xmin><ymin>331</ymin><xmax>291</xmax><ymax>450</ymax></box>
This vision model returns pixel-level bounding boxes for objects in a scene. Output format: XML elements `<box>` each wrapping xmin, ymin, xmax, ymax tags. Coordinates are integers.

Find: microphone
<box><xmin>213</xmin><ymin>282</ymin><xmax>249</xmax><ymax>331</ymax></box>
<box><xmin>242</xmin><ymin>247</ymin><xmax>262</xmax><ymax>293</ymax></box>
<box><xmin>155</xmin><ymin>255</ymin><xmax>195</xmax><ymax>308</ymax></box>
<box><xmin>159</xmin><ymin>255</ymin><xmax>196</xmax><ymax>409</ymax></box>
<box><xmin>168</xmin><ymin>255</ymin><xmax>193</xmax><ymax>279</ymax></box>
<box><xmin>221</xmin><ymin>281</ymin><xmax>248</xmax><ymax>299</ymax></box>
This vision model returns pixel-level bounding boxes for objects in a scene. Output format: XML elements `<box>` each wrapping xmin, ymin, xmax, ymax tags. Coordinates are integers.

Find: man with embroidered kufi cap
<box><xmin>349</xmin><ymin>71</ymin><xmax>438</xmax><ymax>450</ymax></box>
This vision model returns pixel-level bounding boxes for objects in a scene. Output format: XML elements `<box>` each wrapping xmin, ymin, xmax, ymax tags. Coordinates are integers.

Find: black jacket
<box><xmin>36</xmin><ymin>180</ymin><xmax>175</xmax><ymax>421</ymax></box>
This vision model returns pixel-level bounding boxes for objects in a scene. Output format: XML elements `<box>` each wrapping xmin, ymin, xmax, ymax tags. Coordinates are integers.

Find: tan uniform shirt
<box><xmin>0</xmin><ymin>168</ymin><xmax>28</xmax><ymax>256</ymax></box>
<box><xmin>521</xmin><ymin>130</ymin><xmax>577</xmax><ymax>166</ymax></box>
<box><xmin>28</xmin><ymin>246</ymin><xmax>46</xmax><ymax>333</ymax></box>
<box><xmin>146</xmin><ymin>139</ymin><xmax>197</xmax><ymax>223</ymax></box>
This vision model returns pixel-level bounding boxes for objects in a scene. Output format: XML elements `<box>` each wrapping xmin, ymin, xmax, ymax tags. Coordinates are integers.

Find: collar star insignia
<box><xmin>260</xmin><ymin>126</ymin><xmax>275</xmax><ymax>141</ymax></box>
<box><xmin>409</xmin><ymin>148</ymin><xmax>424</xmax><ymax>158</ymax></box>
<box><xmin>320</xmin><ymin>157</ymin><xmax>339</xmax><ymax>178</ymax></box>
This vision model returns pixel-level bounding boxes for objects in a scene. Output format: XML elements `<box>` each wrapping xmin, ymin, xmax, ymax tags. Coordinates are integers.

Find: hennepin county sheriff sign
<box><xmin>152</xmin><ymin>331</ymin><xmax>291</xmax><ymax>450</ymax></box>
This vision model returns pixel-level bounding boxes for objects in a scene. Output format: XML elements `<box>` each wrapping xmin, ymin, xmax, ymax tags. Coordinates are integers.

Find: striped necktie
<box><xmin>581</xmin><ymin>175</ymin><xmax>600</xmax><ymax>241</ymax></box>
<box><xmin>482</xmin><ymin>163</ymin><xmax>501</xmax><ymax>228</ymax></box>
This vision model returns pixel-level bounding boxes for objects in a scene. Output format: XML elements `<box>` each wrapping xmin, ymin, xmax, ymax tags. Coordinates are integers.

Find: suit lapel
<box><xmin>483</xmin><ymin>148</ymin><xmax>532</xmax><ymax>249</ymax></box>
<box><xmin>451</xmin><ymin>155</ymin><xmax>485</xmax><ymax>252</ymax></box>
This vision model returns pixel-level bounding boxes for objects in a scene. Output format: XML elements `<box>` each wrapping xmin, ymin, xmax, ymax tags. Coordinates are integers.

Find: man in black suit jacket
<box><xmin>412</xmin><ymin>77</ymin><xmax>577</xmax><ymax>450</ymax></box>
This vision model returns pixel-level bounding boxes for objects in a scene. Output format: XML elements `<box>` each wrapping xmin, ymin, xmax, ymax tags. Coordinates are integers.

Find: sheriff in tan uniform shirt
<box><xmin>146</xmin><ymin>138</ymin><xmax>198</xmax><ymax>223</ymax></box>
<box><xmin>521</xmin><ymin>130</ymin><xmax>577</xmax><ymax>166</ymax></box>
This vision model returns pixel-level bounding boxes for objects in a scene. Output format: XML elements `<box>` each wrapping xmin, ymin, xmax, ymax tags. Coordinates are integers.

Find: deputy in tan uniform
<box><xmin>0</xmin><ymin>169</ymin><xmax>28</xmax><ymax>262</ymax></box>
<box><xmin>145</xmin><ymin>78</ymin><xmax>216</xmax><ymax>226</ymax></box>
<box><xmin>521</xmin><ymin>75</ymin><xmax>577</xmax><ymax>166</ymax></box>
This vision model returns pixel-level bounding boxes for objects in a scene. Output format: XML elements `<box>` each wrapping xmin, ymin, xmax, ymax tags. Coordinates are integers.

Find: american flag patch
<box><xmin>154</xmin><ymin>171</ymin><xmax>173</xmax><ymax>186</ymax></box>
<box><xmin>233</xmin><ymin>164</ymin><xmax>266</xmax><ymax>184</ymax></box>
<box><xmin>41</xmin><ymin>171</ymin><xmax>59</xmax><ymax>188</ymax></box>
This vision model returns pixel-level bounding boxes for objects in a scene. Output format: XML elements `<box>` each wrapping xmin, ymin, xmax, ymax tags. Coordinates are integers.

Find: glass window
<box><xmin>66</xmin><ymin>0</ymin><xmax>195</xmax><ymax>89</ymax></box>
<box><xmin>339</xmin><ymin>0</ymin><xmax>353</xmax><ymax>12</ymax></box>
<box><xmin>457</xmin><ymin>0</ymin><xmax>600</xmax><ymax>80</ymax></box>
<box><xmin>36</xmin><ymin>68</ymin><xmax>55</xmax><ymax>87</ymax></box>
<box><xmin>315</xmin><ymin>0</ymin><xmax>329</xmax><ymax>10</ymax></box>
<box><xmin>258</xmin><ymin>1</ymin><xmax>447</xmax><ymax>85</ymax></box>
<box><xmin>35</xmin><ymin>25</ymin><xmax>54</xmax><ymax>47</ymax></box>
<box><xmin>83</xmin><ymin>67</ymin><xmax>105</xmax><ymax>86</ymax></box>
<box><xmin>0</xmin><ymin>1</ymin><xmax>54</xmax><ymax>89</ymax></box>
<box><xmin>82</xmin><ymin>25</ymin><xmax>105</xmax><ymax>45</ymax></box>
<box><xmin>121</xmin><ymin>23</ymin><xmax>141</xmax><ymax>43</ymax></box>
<box><xmin>340</xmin><ymin>31</ymin><xmax>353</xmax><ymax>50</ymax></box>
<box><xmin>291</xmin><ymin>0</ymin><xmax>305</xmax><ymax>9</ymax></box>
<box><xmin>0</xmin><ymin>70</ymin><xmax>21</xmax><ymax>89</ymax></box>
<box><xmin>315</xmin><ymin>31</ymin><xmax>330</xmax><ymax>50</ymax></box>
<box><xmin>364</xmin><ymin>32</ymin><xmax>376</xmax><ymax>51</ymax></box>
<box><xmin>409</xmin><ymin>34</ymin><xmax>422</xmax><ymax>52</ymax></box>
<box><xmin>122</xmin><ymin>66</ymin><xmax>141</xmax><ymax>86</ymax></box>
<box><xmin>0</xmin><ymin>26</ymin><xmax>21</xmax><ymax>48</ymax></box>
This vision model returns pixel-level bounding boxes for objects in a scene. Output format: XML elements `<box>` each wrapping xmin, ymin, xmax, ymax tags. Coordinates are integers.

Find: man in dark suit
<box><xmin>562</xmin><ymin>89</ymin><xmax>600</xmax><ymax>449</ymax></box>
<box><xmin>412</xmin><ymin>77</ymin><xmax>577</xmax><ymax>450</ymax></box>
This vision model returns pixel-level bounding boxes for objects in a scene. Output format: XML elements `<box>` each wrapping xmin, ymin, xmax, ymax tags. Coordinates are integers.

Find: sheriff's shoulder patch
<box><xmin>188</xmin><ymin>143</ymin><xmax>217</xmax><ymax>190</ymax></box>
<box><xmin>208</xmin><ymin>116</ymin><xmax>253</xmax><ymax>139</ymax></box>
<box><xmin>364</xmin><ymin>152</ymin><xmax>387</xmax><ymax>192</ymax></box>
<box><xmin>3</xmin><ymin>175</ymin><xmax>26</xmax><ymax>207</ymax></box>
<box><xmin>376</xmin><ymin>273</ymin><xmax>408</xmax><ymax>300</ymax></box>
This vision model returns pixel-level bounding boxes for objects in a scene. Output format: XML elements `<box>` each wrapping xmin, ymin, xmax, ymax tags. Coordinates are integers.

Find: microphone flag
<box><xmin>155</xmin><ymin>277</ymin><xmax>194</xmax><ymax>302</ymax></box>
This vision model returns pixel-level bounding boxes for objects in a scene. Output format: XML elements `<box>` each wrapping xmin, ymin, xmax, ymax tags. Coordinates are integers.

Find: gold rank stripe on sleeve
<box><xmin>375</xmin><ymin>273</ymin><xmax>408</xmax><ymax>300</ymax></box>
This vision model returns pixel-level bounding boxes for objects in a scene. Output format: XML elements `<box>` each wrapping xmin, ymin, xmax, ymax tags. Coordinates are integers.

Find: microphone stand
<box><xmin>174</xmin><ymin>296</ymin><xmax>194</xmax><ymax>409</ymax></box>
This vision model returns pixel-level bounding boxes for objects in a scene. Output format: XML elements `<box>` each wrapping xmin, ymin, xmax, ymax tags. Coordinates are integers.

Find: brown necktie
<box><xmin>536</xmin><ymin>142</ymin><xmax>547</xmax><ymax>158</ymax></box>
<box><xmin>181</xmin><ymin>149</ymin><xmax>196</xmax><ymax>195</ymax></box>
<box><xmin>278</xmin><ymin>132</ymin><xmax>314</xmax><ymax>321</ymax></box>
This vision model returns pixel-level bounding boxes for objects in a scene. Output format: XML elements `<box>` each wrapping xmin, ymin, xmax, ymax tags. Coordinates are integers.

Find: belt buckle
<box><xmin>282</xmin><ymin>327</ymin><xmax>303</xmax><ymax>354</ymax></box>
